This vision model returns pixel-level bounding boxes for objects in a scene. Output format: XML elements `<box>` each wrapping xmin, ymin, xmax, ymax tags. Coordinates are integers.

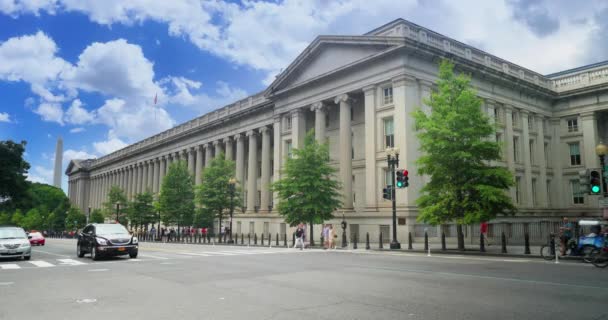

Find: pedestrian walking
<box><xmin>480</xmin><ymin>221</ymin><xmax>491</xmax><ymax>246</ymax></box>
<box><xmin>328</xmin><ymin>224</ymin><xmax>336</xmax><ymax>249</ymax></box>
<box><xmin>323</xmin><ymin>225</ymin><xmax>330</xmax><ymax>249</ymax></box>
<box><xmin>150</xmin><ymin>226</ymin><xmax>156</xmax><ymax>241</ymax></box>
<box><xmin>294</xmin><ymin>224</ymin><xmax>305</xmax><ymax>250</ymax></box>
<box><xmin>560</xmin><ymin>217</ymin><xmax>573</xmax><ymax>256</ymax></box>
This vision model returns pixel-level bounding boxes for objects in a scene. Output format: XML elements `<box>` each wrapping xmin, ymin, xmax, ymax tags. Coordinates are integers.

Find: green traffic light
<box><xmin>591</xmin><ymin>185</ymin><xmax>601</xmax><ymax>193</ymax></box>
<box><xmin>396</xmin><ymin>181</ymin><xmax>403</xmax><ymax>188</ymax></box>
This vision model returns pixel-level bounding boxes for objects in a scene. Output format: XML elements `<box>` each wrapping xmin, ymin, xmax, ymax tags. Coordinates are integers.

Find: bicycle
<box><xmin>540</xmin><ymin>233</ymin><xmax>560</xmax><ymax>261</ymax></box>
<box><xmin>587</xmin><ymin>235</ymin><xmax>608</xmax><ymax>268</ymax></box>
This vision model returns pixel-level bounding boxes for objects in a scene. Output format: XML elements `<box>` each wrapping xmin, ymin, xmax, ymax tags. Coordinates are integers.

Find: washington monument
<box><xmin>53</xmin><ymin>136</ymin><xmax>63</xmax><ymax>188</ymax></box>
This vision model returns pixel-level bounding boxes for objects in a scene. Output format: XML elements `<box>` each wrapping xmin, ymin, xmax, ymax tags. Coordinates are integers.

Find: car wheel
<box><xmin>77</xmin><ymin>242</ymin><xmax>85</xmax><ymax>258</ymax></box>
<box><xmin>129</xmin><ymin>251</ymin><xmax>138</xmax><ymax>259</ymax></box>
<box><xmin>24</xmin><ymin>256</ymin><xmax>31</xmax><ymax>261</ymax></box>
<box><xmin>90</xmin><ymin>245</ymin><xmax>99</xmax><ymax>261</ymax></box>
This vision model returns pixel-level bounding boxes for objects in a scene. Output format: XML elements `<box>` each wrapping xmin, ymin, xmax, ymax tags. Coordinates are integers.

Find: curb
<box><xmin>365</xmin><ymin>248</ymin><xmax>583</xmax><ymax>260</ymax></box>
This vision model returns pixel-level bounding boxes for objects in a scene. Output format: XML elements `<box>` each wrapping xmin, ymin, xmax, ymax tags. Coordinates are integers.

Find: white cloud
<box><xmin>96</xmin><ymin>98</ymin><xmax>174</xmax><ymax>141</ymax></box>
<box><xmin>0</xmin><ymin>112</ymin><xmax>10</xmax><ymax>122</ymax></box>
<box><xmin>63</xmin><ymin>148</ymin><xmax>96</xmax><ymax>164</ymax></box>
<box><xmin>70</xmin><ymin>127</ymin><xmax>84</xmax><ymax>133</ymax></box>
<box><xmin>92</xmin><ymin>134</ymin><xmax>127</xmax><ymax>155</ymax></box>
<box><xmin>65</xmin><ymin>99</ymin><xmax>94</xmax><ymax>124</ymax></box>
<box><xmin>26</xmin><ymin>165</ymin><xmax>53</xmax><ymax>184</ymax></box>
<box><xmin>161</xmin><ymin>77</ymin><xmax>247</xmax><ymax>114</ymax></box>
<box><xmin>0</xmin><ymin>0</ymin><xmax>57</xmax><ymax>17</ymax></box>
<box><xmin>34</xmin><ymin>102</ymin><xmax>64</xmax><ymax>125</ymax></box>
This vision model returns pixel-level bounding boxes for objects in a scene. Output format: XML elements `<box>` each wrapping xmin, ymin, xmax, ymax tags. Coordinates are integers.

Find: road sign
<box><xmin>599</xmin><ymin>198</ymin><xmax>608</xmax><ymax>207</ymax></box>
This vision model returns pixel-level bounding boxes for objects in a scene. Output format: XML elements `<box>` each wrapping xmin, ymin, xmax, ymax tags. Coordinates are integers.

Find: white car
<box><xmin>0</xmin><ymin>226</ymin><xmax>32</xmax><ymax>260</ymax></box>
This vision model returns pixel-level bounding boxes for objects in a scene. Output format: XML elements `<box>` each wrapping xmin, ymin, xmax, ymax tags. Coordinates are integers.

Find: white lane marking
<box><xmin>76</xmin><ymin>298</ymin><xmax>97</xmax><ymax>304</ymax></box>
<box><xmin>0</xmin><ymin>282</ymin><xmax>14</xmax><ymax>285</ymax></box>
<box><xmin>28</xmin><ymin>260</ymin><xmax>55</xmax><ymax>268</ymax></box>
<box><xmin>128</xmin><ymin>259</ymin><xmax>142</xmax><ymax>262</ymax></box>
<box><xmin>139</xmin><ymin>254</ymin><xmax>169</xmax><ymax>260</ymax></box>
<box><xmin>0</xmin><ymin>264</ymin><xmax>20</xmax><ymax>270</ymax></box>
<box><xmin>88</xmin><ymin>269</ymin><xmax>108</xmax><ymax>272</ymax></box>
<box><xmin>175</xmin><ymin>252</ymin><xmax>211</xmax><ymax>257</ymax></box>
<box><xmin>57</xmin><ymin>259</ymin><xmax>86</xmax><ymax>266</ymax></box>
<box><xmin>32</xmin><ymin>249</ymin><xmax>71</xmax><ymax>257</ymax></box>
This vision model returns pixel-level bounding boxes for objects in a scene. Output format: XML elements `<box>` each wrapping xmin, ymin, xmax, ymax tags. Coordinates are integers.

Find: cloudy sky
<box><xmin>0</xmin><ymin>0</ymin><xmax>607</xmax><ymax>194</ymax></box>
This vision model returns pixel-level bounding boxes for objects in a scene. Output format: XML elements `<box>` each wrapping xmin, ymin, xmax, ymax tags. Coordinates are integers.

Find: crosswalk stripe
<box><xmin>57</xmin><ymin>259</ymin><xmax>86</xmax><ymax>266</ymax></box>
<box><xmin>139</xmin><ymin>254</ymin><xmax>169</xmax><ymax>260</ymax></box>
<box><xmin>29</xmin><ymin>260</ymin><xmax>54</xmax><ymax>268</ymax></box>
<box><xmin>0</xmin><ymin>264</ymin><xmax>20</xmax><ymax>270</ymax></box>
<box><xmin>175</xmin><ymin>252</ymin><xmax>211</xmax><ymax>257</ymax></box>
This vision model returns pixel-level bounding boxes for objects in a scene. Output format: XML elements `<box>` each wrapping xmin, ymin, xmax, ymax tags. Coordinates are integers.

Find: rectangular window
<box><xmin>384</xmin><ymin>118</ymin><xmax>394</xmax><ymax>148</ymax></box>
<box><xmin>528</xmin><ymin>115</ymin><xmax>534</xmax><ymax>131</ymax></box>
<box><xmin>567</xmin><ymin>119</ymin><xmax>578</xmax><ymax>132</ymax></box>
<box><xmin>515</xmin><ymin>177</ymin><xmax>521</xmax><ymax>204</ymax></box>
<box><xmin>571</xmin><ymin>179</ymin><xmax>584</xmax><ymax>204</ymax></box>
<box><xmin>270</xmin><ymin>160</ymin><xmax>274</xmax><ymax>176</ymax></box>
<box><xmin>286</xmin><ymin>116</ymin><xmax>292</xmax><ymax>130</ymax></box>
<box><xmin>512</xmin><ymin>111</ymin><xmax>518</xmax><ymax>126</ymax></box>
<box><xmin>546</xmin><ymin>180</ymin><xmax>551</xmax><ymax>206</ymax></box>
<box><xmin>569</xmin><ymin>142</ymin><xmax>581</xmax><ymax>166</ymax></box>
<box><xmin>529</xmin><ymin>140</ymin><xmax>534</xmax><ymax>164</ymax></box>
<box><xmin>494</xmin><ymin>108</ymin><xmax>503</xmax><ymax>124</ymax></box>
<box><xmin>544</xmin><ymin>143</ymin><xmax>549</xmax><ymax>165</ymax></box>
<box><xmin>383</xmin><ymin>87</ymin><xmax>393</xmax><ymax>105</ymax></box>
<box><xmin>287</xmin><ymin>141</ymin><xmax>293</xmax><ymax>158</ymax></box>
<box><xmin>325</xmin><ymin>113</ymin><xmax>330</xmax><ymax>128</ymax></box>
<box><xmin>257</xmin><ymin>191</ymin><xmax>261</xmax><ymax>207</ymax></box>
<box><xmin>531</xmin><ymin>178</ymin><xmax>537</xmax><ymax>206</ymax></box>
<box><xmin>351</xmin><ymin>107</ymin><xmax>354</xmax><ymax>121</ymax></box>
<box><xmin>513</xmin><ymin>137</ymin><xmax>519</xmax><ymax>162</ymax></box>
<box><xmin>258</xmin><ymin>161</ymin><xmax>262</xmax><ymax>177</ymax></box>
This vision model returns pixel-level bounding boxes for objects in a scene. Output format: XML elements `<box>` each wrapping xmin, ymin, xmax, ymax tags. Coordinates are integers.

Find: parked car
<box><xmin>28</xmin><ymin>232</ymin><xmax>45</xmax><ymax>246</ymax></box>
<box><xmin>0</xmin><ymin>226</ymin><xmax>31</xmax><ymax>260</ymax></box>
<box><xmin>77</xmin><ymin>223</ymin><xmax>138</xmax><ymax>260</ymax></box>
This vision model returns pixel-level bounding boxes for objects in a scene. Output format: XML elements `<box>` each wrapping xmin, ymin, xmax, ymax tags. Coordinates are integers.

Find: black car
<box><xmin>77</xmin><ymin>223</ymin><xmax>138</xmax><ymax>260</ymax></box>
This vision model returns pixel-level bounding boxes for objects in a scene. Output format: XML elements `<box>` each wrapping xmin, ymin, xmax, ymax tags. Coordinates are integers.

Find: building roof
<box><xmin>545</xmin><ymin>60</ymin><xmax>608</xmax><ymax>78</ymax></box>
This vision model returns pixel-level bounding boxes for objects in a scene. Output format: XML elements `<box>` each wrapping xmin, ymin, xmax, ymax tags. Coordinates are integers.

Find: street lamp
<box><xmin>596</xmin><ymin>142</ymin><xmax>608</xmax><ymax>197</ymax></box>
<box><xmin>386</xmin><ymin>147</ymin><xmax>401</xmax><ymax>249</ymax></box>
<box><xmin>87</xmin><ymin>207</ymin><xmax>91</xmax><ymax>225</ymax></box>
<box><xmin>227</xmin><ymin>178</ymin><xmax>236</xmax><ymax>244</ymax></box>
<box><xmin>115</xmin><ymin>202</ymin><xmax>121</xmax><ymax>223</ymax></box>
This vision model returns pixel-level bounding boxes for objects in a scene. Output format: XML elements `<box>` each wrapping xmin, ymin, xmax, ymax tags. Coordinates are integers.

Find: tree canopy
<box><xmin>412</xmin><ymin>60</ymin><xmax>516</xmax><ymax>230</ymax></box>
<box><xmin>196</xmin><ymin>153</ymin><xmax>240</xmax><ymax>231</ymax></box>
<box><xmin>0</xmin><ymin>140</ymin><xmax>30</xmax><ymax>210</ymax></box>
<box><xmin>103</xmin><ymin>186</ymin><xmax>128</xmax><ymax>225</ymax></box>
<box><xmin>65</xmin><ymin>207</ymin><xmax>86</xmax><ymax>230</ymax></box>
<box><xmin>159</xmin><ymin>161</ymin><xmax>195</xmax><ymax>228</ymax></box>
<box><xmin>272</xmin><ymin>130</ymin><xmax>342</xmax><ymax>241</ymax></box>
<box><xmin>128</xmin><ymin>191</ymin><xmax>156</xmax><ymax>229</ymax></box>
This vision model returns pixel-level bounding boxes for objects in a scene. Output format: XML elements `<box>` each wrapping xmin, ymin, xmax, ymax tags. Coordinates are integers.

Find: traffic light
<box><xmin>589</xmin><ymin>170</ymin><xmax>602</xmax><ymax>195</ymax></box>
<box><xmin>382</xmin><ymin>185</ymin><xmax>392</xmax><ymax>200</ymax></box>
<box><xmin>403</xmin><ymin>169</ymin><xmax>409</xmax><ymax>187</ymax></box>
<box><xmin>395</xmin><ymin>169</ymin><xmax>409</xmax><ymax>188</ymax></box>
<box><xmin>579</xmin><ymin>169</ymin><xmax>589</xmax><ymax>193</ymax></box>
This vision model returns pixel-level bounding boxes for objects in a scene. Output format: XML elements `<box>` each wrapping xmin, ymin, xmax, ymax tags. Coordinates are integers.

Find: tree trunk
<box><xmin>457</xmin><ymin>224</ymin><xmax>465</xmax><ymax>251</ymax></box>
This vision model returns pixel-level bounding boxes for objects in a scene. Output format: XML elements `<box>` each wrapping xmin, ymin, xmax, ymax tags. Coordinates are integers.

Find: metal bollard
<box><xmin>269</xmin><ymin>233</ymin><xmax>272</xmax><ymax>247</ymax></box>
<box><xmin>353</xmin><ymin>234</ymin><xmax>358</xmax><ymax>250</ymax></box>
<box><xmin>366</xmin><ymin>232</ymin><xmax>370</xmax><ymax>250</ymax></box>
<box><xmin>248</xmin><ymin>233</ymin><xmax>251</xmax><ymax>246</ymax></box>
<box><xmin>241</xmin><ymin>233</ymin><xmax>244</xmax><ymax>245</ymax></box>
<box><xmin>480</xmin><ymin>232</ymin><xmax>485</xmax><ymax>253</ymax></box>
<box><xmin>424</xmin><ymin>231</ymin><xmax>429</xmax><ymax>251</ymax></box>
<box><xmin>292</xmin><ymin>233</ymin><xmax>295</xmax><ymax>247</ymax></box>
<box><xmin>549</xmin><ymin>233</ymin><xmax>555</xmax><ymax>256</ymax></box>
<box><xmin>321</xmin><ymin>235</ymin><xmax>324</xmax><ymax>248</ymax></box>
<box><xmin>379</xmin><ymin>232</ymin><xmax>383</xmax><ymax>249</ymax></box>
<box><xmin>524</xmin><ymin>232</ymin><xmax>531</xmax><ymax>254</ymax></box>
<box><xmin>284</xmin><ymin>234</ymin><xmax>287</xmax><ymax>247</ymax></box>
<box><xmin>441</xmin><ymin>232</ymin><xmax>446</xmax><ymax>251</ymax></box>
<box><xmin>255</xmin><ymin>233</ymin><xmax>258</xmax><ymax>245</ymax></box>
<box><xmin>408</xmin><ymin>232</ymin><xmax>413</xmax><ymax>250</ymax></box>
<box><xmin>501</xmin><ymin>232</ymin><xmax>507</xmax><ymax>253</ymax></box>
<box><xmin>276</xmin><ymin>233</ymin><xmax>279</xmax><ymax>246</ymax></box>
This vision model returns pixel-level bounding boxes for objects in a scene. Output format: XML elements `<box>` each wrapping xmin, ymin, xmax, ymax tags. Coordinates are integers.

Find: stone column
<box><xmin>363</xmin><ymin>85</ymin><xmax>377</xmax><ymax>208</ymax></box>
<box><xmin>582</xmin><ymin>112</ymin><xmax>600</xmax><ymax>168</ymax></box>
<box><xmin>142</xmin><ymin>162</ymin><xmax>149</xmax><ymax>193</ymax></box>
<box><xmin>147</xmin><ymin>161</ymin><xmax>153</xmax><ymax>192</ymax></box>
<box><xmin>272</xmin><ymin>116</ymin><xmax>282</xmax><ymax>210</ymax></box>
<box><xmin>159</xmin><ymin>157</ymin><xmax>166</xmax><ymax>190</ymax></box>
<box><xmin>246</xmin><ymin>130</ymin><xmax>258</xmax><ymax>213</ymax></box>
<box><xmin>205</xmin><ymin>144</ymin><xmax>213</xmax><ymax>167</ymax></box>
<box><xmin>260</xmin><ymin>127</ymin><xmax>271</xmax><ymax>212</ymax></box>
<box><xmin>550</xmin><ymin>118</ymin><xmax>564</xmax><ymax>208</ymax></box>
<box><xmin>195</xmin><ymin>146</ymin><xmax>203</xmax><ymax>185</ymax></box>
<box><xmin>536</xmin><ymin>117</ymin><xmax>548</xmax><ymax>207</ymax></box>
<box><xmin>522</xmin><ymin>111</ymin><xmax>532</xmax><ymax>206</ymax></box>
<box><xmin>335</xmin><ymin>94</ymin><xmax>353</xmax><ymax>209</ymax></box>
<box><xmin>235</xmin><ymin>134</ymin><xmax>245</xmax><ymax>207</ymax></box>
<box><xmin>214</xmin><ymin>140</ymin><xmax>223</xmax><ymax>158</ymax></box>
<box><xmin>311</xmin><ymin>102</ymin><xmax>326</xmax><ymax>142</ymax></box>
<box><xmin>153</xmin><ymin>158</ymin><xmax>160</xmax><ymax>194</ymax></box>
<box><xmin>291</xmin><ymin>108</ymin><xmax>305</xmax><ymax>149</ymax></box>
<box><xmin>188</xmin><ymin>148</ymin><xmax>195</xmax><ymax>176</ymax></box>
<box><xmin>224</xmin><ymin>137</ymin><xmax>233</xmax><ymax>161</ymax></box>
<box><xmin>127</xmin><ymin>166</ymin><xmax>133</xmax><ymax>199</ymax></box>
<box><xmin>135</xmin><ymin>163</ymin><xmax>141</xmax><ymax>195</ymax></box>
<box><xmin>504</xmin><ymin>106</ymin><xmax>517</xmax><ymax>201</ymax></box>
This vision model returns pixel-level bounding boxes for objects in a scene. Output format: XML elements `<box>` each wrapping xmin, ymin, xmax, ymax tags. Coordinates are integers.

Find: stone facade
<box><xmin>67</xmin><ymin>18</ymin><xmax>608</xmax><ymax>242</ymax></box>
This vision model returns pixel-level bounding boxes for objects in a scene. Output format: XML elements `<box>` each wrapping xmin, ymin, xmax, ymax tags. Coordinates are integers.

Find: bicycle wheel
<box><xmin>582</xmin><ymin>245</ymin><xmax>595</xmax><ymax>263</ymax></box>
<box><xmin>591</xmin><ymin>248</ymin><xmax>608</xmax><ymax>268</ymax></box>
<box><xmin>540</xmin><ymin>245</ymin><xmax>555</xmax><ymax>261</ymax></box>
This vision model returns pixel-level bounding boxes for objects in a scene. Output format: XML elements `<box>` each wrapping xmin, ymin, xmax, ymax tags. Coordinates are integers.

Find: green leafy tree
<box><xmin>48</xmin><ymin>206</ymin><xmax>67</xmax><ymax>231</ymax></box>
<box><xmin>22</xmin><ymin>208</ymin><xmax>43</xmax><ymax>231</ymax></box>
<box><xmin>89</xmin><ymin>209</ymin><xmax>105</xmax><ymax>223</ymax></box>
<box><xmin>159</xmin><ymin>161</ymin><xmax>195</xmax><ymax>231</ymax></box>
<box><xmin>0</xmin><ymin>140</ymin><xmax>31</xmax><ymax>210</ymax></box>
<box><xmin>412</xmin><ymin>60</ymin><xmax>516</xmax><ymax>249</ymax></box>
<box><xmin>25</xmin><ymin>183</ymin><xmax>68</xmax><ymax>214</ymax></box>
<box><xmin>103</xmin><ymin>186</ymin><xmax>128</xmax><ymax>225</ymax></box>
<box><xmin>129</xmin><ymin>192</ymin><xmax>155</xmax><ymax>230</ymax></box>
<box><xmin>65</xmin><ymin>207</ymin><xmax>86</xmax><ymax>230</ymax></box>
<box><xmin>0</xmin><ymin>211</ymin><xmax>11</xmax><ymax>225</ymax></box>
<box><xmin>196</xmin><ymin>153</ymin><xmax>241</xmax><ymax>233</ymax></box>
<box><xmin>272</xmin><ymin>130</ymin><xmax>342</xmax><ymax>242</ymax></box>
<box><xmin>11</xmin><ymin>209</ymin><xmax>23</xmax><ymax>226</ymax></box>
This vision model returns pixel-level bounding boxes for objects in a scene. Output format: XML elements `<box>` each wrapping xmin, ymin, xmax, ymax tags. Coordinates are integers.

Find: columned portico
<box><xmin>246</xmin><ymin>130</ymin><xmax>258</xmax><ymax>213</ymax></box>
<box><xmin>224</xmin><ymin>137</ymin><xmax>233</xmax><ymax>162</ymax></box>
<box><xmin>195</xmin><ymin>146</ymin><xmax>203</xmax><ymax>185</ymax></box>
<box><xmin>335</xmin><ymin>94</ymin><xmax>353</xmax><ymax>209</ymax></box>
<box><xmin>153</xmin><ymin>158</ymin><xmax>160</xmax><ymax>194</ymax></box>
<box><xmin>260</xmin><ymin>127</ymin><xmax>271</xmax><ymax>213</ymax></box>
<box><xmin>205</xmin><ymin>143</ymin><xmax>213</xmax><ymax>167</ymax></box>
<box><xmin>272</xmin><ymin>116</ymin><xmax>281</xmax><ymax>210</ymax></box>
<box><xmin>363</xmin><ymin>85</ymin><xmax>376</xmax><ymax>208</ymax></box>
<box><xmin>214</xmin><ymin>140</ymin><xmax>223</xmax><ymax>158</ymax></box>
<box><xmin>188</xmin><ymin>148</ymin><xmax>195</xmax><ymax>176</ymax></box>
<box><xmin>522</xmin><ymin>110</ymin><xmax>533</xmax><ymax>206</ymax></box>
<box><xmin>311</xmin><ymin>102</ymin><xmax>326</xmax><ymax>142</ymax></box>
<box><xmin>235</xmin><ymin>134</ymin><xmax>245</xmax><ymax>195</ymax></box>
<box><xmin>159</xmin><ymin>157</ymin><xmax>166</xmax><ymax>190</ymax></box>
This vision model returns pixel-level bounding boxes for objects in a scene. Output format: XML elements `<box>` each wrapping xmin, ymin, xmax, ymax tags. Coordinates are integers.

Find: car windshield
<box><xmin>0</xmin><ymin>228</ymin><xmax>27</xmax><ymax>239</ymax></box>
<box><xmin>96</xmin><ymin>224</ymin><xmax>129</xmax><ymax>235</ymax></box>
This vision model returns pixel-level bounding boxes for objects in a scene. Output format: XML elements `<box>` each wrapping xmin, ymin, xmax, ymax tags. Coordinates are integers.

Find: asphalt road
<box><xmin>1</xmin><ymin>239</ymin><xmax>607</xmax><ymax>320</ymax></box>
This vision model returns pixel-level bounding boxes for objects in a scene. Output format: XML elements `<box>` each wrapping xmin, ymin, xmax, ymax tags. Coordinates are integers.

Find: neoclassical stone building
<box><xmin>67</xmin><ymin>19</ymin><xmax>608</xmax><ymax>242</ymax></box>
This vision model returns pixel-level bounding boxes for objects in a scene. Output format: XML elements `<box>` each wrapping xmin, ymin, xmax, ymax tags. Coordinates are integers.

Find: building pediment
<box><xmin>267</xmin><ymin>36</ymin><xmax>403</xmax><ymax>95</ymax></box>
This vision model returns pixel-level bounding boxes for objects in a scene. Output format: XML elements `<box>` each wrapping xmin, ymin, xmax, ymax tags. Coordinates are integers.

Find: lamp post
<box><xmin>87</xmin><ymin>207</ymin><xmax>91</xmax><ymax>225</ymax></box>
<box><xmin>227</xmin><ymin>178</ymin><xmax>236</xmax><ymax>244</ymax></box>
<box><xmin>596</xmin><ymin>142</ymin><xmax>608</xmax><ymax>197</ymax></box>
<box><xmin>386</xmin><ymin>147</ymin><xmax>401</xmax><ymax>249</ymax></box>
<box><xmin>115</xmin><ymin>202</ymin><xmax>121</xmax><ymax>223</ymax></box>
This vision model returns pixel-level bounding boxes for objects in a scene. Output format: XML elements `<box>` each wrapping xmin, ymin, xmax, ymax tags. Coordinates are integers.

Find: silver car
<box><xmin>0</xmin><ymin>227</ymin><xmax>32</xmax><ymax>260</ymax></box>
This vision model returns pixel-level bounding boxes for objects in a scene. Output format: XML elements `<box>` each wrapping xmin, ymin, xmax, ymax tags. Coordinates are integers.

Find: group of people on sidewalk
<box><xmin>293</xmin><ymin>223</ymin><xmax>338</xmax><ymax>250</ymax></box>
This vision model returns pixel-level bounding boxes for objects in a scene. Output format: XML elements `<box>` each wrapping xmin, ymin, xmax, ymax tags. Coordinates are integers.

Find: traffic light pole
<box><xmin>387</xmin><ymin>153</ymin><xmax>401</xmax><ymax>250</ymax></box>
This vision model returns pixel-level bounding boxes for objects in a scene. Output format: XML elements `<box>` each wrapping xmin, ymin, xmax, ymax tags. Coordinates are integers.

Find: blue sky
<box><xmin>0</xmin><ymin>0</ymin><xmax>606</xmax><ymax>194</ymax></box>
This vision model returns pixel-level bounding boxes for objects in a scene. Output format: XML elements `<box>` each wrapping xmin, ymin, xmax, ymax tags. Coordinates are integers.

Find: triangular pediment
<box><xmin>267</xmin><ymin>36</ymin><xmax>402</xmax><ymax>94</ymax></box>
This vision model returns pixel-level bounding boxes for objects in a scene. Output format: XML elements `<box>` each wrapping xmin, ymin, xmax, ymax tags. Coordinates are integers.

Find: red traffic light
<box><xmin>403</xmin><ymin>170</ymin><xmax>409</xmax><ymax>177</ymax></box>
